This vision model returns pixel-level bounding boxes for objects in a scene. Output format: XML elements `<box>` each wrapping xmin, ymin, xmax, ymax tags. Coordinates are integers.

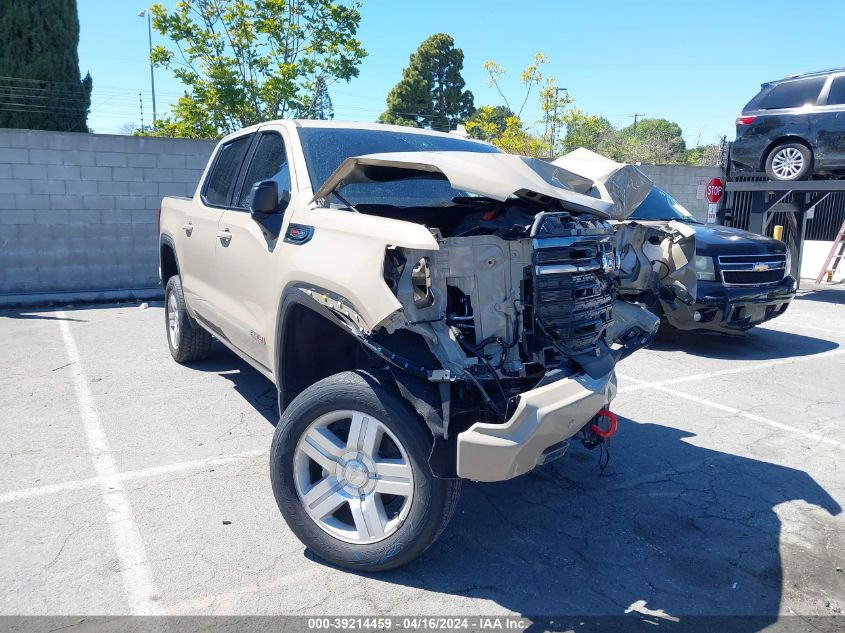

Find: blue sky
<box><xmin>78</xmin><ymin>0</ymin><xmax>845</xmax><ymax>145</ymax></box>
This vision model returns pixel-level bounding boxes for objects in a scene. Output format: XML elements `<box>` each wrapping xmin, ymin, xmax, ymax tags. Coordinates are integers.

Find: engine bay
<box><xmin>379</xmin><ymin>202</ymin><xmax>660</xmax><ymax>424</ymax></box>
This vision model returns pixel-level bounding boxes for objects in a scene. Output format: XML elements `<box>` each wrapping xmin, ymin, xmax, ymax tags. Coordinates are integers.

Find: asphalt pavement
<box><xmin>1</xmin><ymin>283</ymin><xmax>843</xmax><ymax>628</ymax></box>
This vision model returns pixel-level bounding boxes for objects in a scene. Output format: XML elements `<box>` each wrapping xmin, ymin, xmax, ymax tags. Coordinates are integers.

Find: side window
<box><xmin>203</xmin><ymin>136</ymin><xmax>251</xmax><ymax>207</ymax></box>
<box><xmin>236</xmin><ymin>133</ymin><xmax>292</xmax><ymax>209</ymax></box>
<box><xmin>827</xmin><ymin>76</ymin><xmax>845</xmax><ymax>105</ymax></box>
<box><xmin>759</xmin><ymin>76</ymin><xmax>826</xmax><ymax>110</ymax></box>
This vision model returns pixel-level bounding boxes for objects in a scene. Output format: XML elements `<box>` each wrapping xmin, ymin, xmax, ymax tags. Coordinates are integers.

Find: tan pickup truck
<box><xmin>159</xmin><ymin>120</ymin><xmax>661</xmax><ymax>571</ymax></box>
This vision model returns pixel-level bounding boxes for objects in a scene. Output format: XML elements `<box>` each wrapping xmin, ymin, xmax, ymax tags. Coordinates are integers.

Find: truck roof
<box><xmin>218</xmin><ymin>118</ymin><xmax>490</xmax><ymax>146</ymax></box>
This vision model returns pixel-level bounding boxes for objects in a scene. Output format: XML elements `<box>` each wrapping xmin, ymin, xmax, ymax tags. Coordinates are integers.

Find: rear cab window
<box><xmin>757</xmin><ymin>76</ymin><xmax>826</xmax><ymax>110</ymax></box>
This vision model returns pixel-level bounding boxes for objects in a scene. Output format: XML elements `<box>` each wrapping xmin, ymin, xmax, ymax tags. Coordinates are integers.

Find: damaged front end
<box><xmin>311</xmin><ymin>151</ymin><xmax>660</xmax><ymax>481</ymax></box>
<box><xmin>613</xmin><ymin>219</ymin><xmax>699</xmax><ymax>325</ymax></box>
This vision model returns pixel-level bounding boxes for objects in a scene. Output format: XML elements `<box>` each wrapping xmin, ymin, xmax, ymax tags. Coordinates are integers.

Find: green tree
<box><xmin>560</xmin><ymin>108</ymin><xmax>617</xmax><ymax>155</ymax></box>
<box><xmin>0</xmin><ymin>0</ymin><xmax>92</xmax><ymax>132</ymax></box>
<box><xmin>147</xmin><ymin>0</ymin><xmax>365</xmax><ymax>138</ymax></box>
<box><xmin>483</xmin><ymin>53</ymin><xmax>548</xmax><ymax>119</ymax></box>
<box><xmin>379</xmin><ymin>33</ymin><xmax>474</xmax><ymax>131</ymax></box>
<box><xmin>619</xmin><ymin>117</ymin><xmax>686</xmax><ymax>164</ymax></box>
<box><xmin>490</xmin><ymin>116</ymin><xmax>546</xmax><ymax>157</ymax></box>
<box><xmin>465</xmin><ymin>105</ymin><xmax>514</xmax><ymax>141</ymax></box>
<box><xmin>480</xmin><ymin>53</ymin><xmax>573</xmax><ymax>156</ymax></box>
<box><xmin>538</xmin><ymin>81</ymin><xmax>572</xmax><ymax>155</ymax></box>
<box><xmin>685</xmin><ymin>143</ymin><xmax>721</xmax><ymax>166</ymax></box>
<box><xmin>301</xmin><ymin>74</ymin><xmax>334</xmax><ymax>120</ymax></box>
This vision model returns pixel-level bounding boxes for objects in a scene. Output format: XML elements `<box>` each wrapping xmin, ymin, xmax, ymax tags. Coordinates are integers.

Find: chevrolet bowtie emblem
<box><xmin>754</xmin><ymin>263</ymin><xmax>770</xmax><ymax>272</ymax></box>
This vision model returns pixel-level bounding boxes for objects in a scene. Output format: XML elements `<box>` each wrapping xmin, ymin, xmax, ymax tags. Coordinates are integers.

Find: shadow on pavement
<box><xmin>649</xmin><ymin>324</ymin><xmax>838</xmax><ymax>361</ymax></box>
<box><xmin>189</xmin><ymin>341</ymin><xmax>279</xmax><ymax>426</ymax></box>
<box><xmin>795</xmin><ymin>287</ymin><xmax>845</xmax><ymax>305</ymax></box>
<box><xmin>320</xmin><ymin>418</ymin><xmax>842</xmax><ymax>629</ymax></box>
<box><xmin>165</xmin><ymin>314</ymin><xmax>843</xmax><ymax>628</ymax></box>
<box><xmin>0</xmin><ymin>309</ymin><xmax>88</xmax><ymax>322</ymax></box>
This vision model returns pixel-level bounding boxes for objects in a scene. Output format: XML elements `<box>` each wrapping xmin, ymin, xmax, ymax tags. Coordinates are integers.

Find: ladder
<box><xmin>815</xmin><ymin>220</ymin><xmax>845</xmax><ymax>283</ymax></box>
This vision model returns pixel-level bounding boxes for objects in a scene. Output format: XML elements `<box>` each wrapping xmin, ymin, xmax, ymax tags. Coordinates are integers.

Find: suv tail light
<box><xmin>736</xmin><ymin>115</ymin><xmax>757</xmax><ymax>126</ymax></box>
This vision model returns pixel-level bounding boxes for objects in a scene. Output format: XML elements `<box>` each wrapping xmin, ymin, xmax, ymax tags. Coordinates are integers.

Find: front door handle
<box><xmin>217</xmin><ymin>228</ymin><xmax>232</xmax><ymax>243</ymax></box>
<box><xmin>182</xmin><ymin>222</ymin><xmax>193</xmax><ymax>235</ymax></box>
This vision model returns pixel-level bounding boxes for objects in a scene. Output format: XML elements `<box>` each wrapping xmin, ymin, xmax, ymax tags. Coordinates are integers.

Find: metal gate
<box><xmin>724</xmin><ymin>171</ymin><xmax>845</xmax><ymax>242</ymax></box>
<box><xmin>720</xmin><ymin>160</ymin><xmax>845</xmax><ymax>284</ymax></box>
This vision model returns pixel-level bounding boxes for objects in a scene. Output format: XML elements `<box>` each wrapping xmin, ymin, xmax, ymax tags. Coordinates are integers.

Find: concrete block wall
<box><xmin>0</xmin><ymin>130</ymin><xmax>727</xmax><ymax>305</ymax></box>
<box><xmin>635</xmin><ymin>164</ymin><xmax>725</xmax><ymax>222</ymax></box>
<box><xmin>0</xmin><ymin>129</ymin><xmax>215</xmax><ymax>303</ymax></box>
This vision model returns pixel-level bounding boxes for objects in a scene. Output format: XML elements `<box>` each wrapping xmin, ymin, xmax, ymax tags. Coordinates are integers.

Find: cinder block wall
<box><xmin>0</xmin><ymin>129</ymin><xmax>215</xmax><ymax>303</ymax></box>
<box><xmin>635</xmin><ymin>164</ymin><xmax>726</xmax><ymax>222</ymax></box>
<box><xmin>0</xmin><ymin>130</ymin><xmax>727</xmax><ymax>305</ymax></box>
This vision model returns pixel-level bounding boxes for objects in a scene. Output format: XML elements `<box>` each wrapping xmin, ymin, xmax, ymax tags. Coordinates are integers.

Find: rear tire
<box><xmin>164</xmin><ymin>275</ymin><xmax>212</xmax><ymax>363</ymax></box>
<box><xmin>270</xmin><ymin>370</ymin><xmax>460</xmax><ymax>571</ymax></box>
<box><xmin>765</xmin><ymin>142</ymin><xmax>812</xmax><ymax>181</ymax></box>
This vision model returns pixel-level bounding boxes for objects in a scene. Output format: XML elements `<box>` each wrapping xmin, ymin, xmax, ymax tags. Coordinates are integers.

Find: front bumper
<box><xmin>456</xmin><ymin>370</ymin><xmax>617</xmax><ymax>482</ymax></box>
<box><xmin>662</xmin><ymin>277</ymin><xmax>796</xmax><ymax>333</ymax></box>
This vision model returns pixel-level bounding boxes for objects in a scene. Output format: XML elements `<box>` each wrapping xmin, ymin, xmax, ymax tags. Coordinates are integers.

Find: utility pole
<box><xmin>138</xmin><ymin>8</ymin><xmax>157</xmax><ymax>125</ymax></box>
<box><xmin>139</xmin><ymin>92</ymin><xmax>144</xmax><ymax>130</ymax></box>
<box><xmin>629</xmin><ymin>113</ymin><xmax>646</xmax><ymax>134</ymax></box>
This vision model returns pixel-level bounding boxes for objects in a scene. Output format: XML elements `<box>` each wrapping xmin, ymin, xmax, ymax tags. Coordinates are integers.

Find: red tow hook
<box><xmin>591</xmin><ymin>409</ymin><xmax>618</xmax><ymax>439</ymax></box>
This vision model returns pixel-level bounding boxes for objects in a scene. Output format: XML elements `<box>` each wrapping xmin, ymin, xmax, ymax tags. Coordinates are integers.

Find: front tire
<box><xmin>270</xmin><ymin>370</ymin><xmax>460</xmax><ymax>571</ymax></box>
<box><xmin>765</xmin><ymin>142</ymin><xmax>812</xmax><ymax>181</ymax></box>
<box><xmin>164</xmin><ymin>275</ymin><xmax>212</xmax><ymax>363</ymax></box>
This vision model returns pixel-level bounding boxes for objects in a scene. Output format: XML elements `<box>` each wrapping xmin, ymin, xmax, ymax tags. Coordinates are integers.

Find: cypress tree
<box><xmin>379</xmin><ymin>34</ymin><xmax>474</xmax><ymax>132</ymax></box>
<box><xmin>302</xmin><ymin>75</ymin><xmax>334</xmax><ymax>120</ymax></box>
<box><xmin>0</xmin><ymin>0</ymin><xmax>92</xmax><ymax>132</ymax></box>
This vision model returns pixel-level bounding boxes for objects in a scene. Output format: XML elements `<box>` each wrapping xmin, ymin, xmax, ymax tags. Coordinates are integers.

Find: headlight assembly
<box><xmin>693</xmin><ymin>255</ymin><xmax>716</xmax><ymax>281</ymax></box>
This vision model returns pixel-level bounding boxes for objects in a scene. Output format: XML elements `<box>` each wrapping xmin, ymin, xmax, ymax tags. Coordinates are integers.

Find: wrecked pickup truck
<box><xmin>554</xmin><ymin>149</ymin><xmax>796</xmax><ymax>333</ymax></box>
<box><xmin>158</xmin><ymin>121</ymin><xmax>659</xmax><ymax>571</ymax></box>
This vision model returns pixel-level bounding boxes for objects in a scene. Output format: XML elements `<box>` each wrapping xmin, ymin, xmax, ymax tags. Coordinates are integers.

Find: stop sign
<box><xmin>706</xmin><ymin>177</ymin><xmax>724</xmax><ymax>203</ymax></box>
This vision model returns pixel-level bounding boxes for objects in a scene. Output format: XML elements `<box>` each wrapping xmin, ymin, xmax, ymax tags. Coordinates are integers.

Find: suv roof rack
<box><xmin>779</xmin><ymin>67</ymin><xmax>845</xmax><ymax>81</ymax></box>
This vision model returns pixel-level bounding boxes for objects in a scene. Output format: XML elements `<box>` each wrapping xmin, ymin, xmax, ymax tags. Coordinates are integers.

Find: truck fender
<box><xmin>273</xmin><ymin>286</ymin><xmax>456</xmax><ymax>478</ymax></box>
<box><xmin>159</xmin><ymin>233</ymin><xmax>181</xmax><ymax>285</ymax></box>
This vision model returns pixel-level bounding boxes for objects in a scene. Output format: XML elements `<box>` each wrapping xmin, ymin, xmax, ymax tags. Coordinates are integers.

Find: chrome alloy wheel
<box><xmin>771</xmin><ymin>146</ymin><xmax>805</xmax><ymax>179</ymax></box>
<box><xmin>293</xmin><ymin>410</ymin><xmax>414</xmax><ymax>544</ymax></box>
<box><xmin>167</xmin><ymin>292</ymin><xmax>180</xmax><ymax>349</ymax></box>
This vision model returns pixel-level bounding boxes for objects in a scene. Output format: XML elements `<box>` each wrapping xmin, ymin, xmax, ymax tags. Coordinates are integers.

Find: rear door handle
<box><xmin>217</xmin><ymin>228</ymin><xmax>232</xmax><ymax>242</ymax></box>
<box><xmin>182</xmin><ymin>222</ymin><xmax>193</xmax><ymax>235</ymax></box>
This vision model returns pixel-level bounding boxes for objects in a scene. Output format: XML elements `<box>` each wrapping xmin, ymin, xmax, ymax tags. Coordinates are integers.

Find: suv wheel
<box><xmin>270</xmin><ymin>370</ymin><xmax>460</xmax><ymax>571</ymax></box>
<box><xmin>765</xmin><ymin>142</ymin><xmax>812</xmax><ymax>181</ymax></box>
<box><xmin>164</xmin><ymin>275</ymin><xmax>212</xmax><ymax>363</ymax></box>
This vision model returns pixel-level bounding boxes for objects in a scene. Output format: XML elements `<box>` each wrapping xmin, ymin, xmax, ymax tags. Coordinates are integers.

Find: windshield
<box><xmin>297</xmin><ymin>127</ymin><xmax>501</xmax><ymax>207</ymax></box>
<box><xmin>628</xmin><ymin>186</ymin><xmax>700</xmax><ymax>223</ymax></box>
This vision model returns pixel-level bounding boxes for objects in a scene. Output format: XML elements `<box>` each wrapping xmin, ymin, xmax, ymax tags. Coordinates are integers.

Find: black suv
<box><xmin>731</xmin><ymin>68</ymin><xmax>845</xmax><ymax>180</ymax></box>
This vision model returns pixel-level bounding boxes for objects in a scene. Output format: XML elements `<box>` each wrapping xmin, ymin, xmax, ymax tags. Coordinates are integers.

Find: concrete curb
<box><xmin>0</xmin><ymin>286</ymin><xmax>163</xmax><ymax>307</ymax></box>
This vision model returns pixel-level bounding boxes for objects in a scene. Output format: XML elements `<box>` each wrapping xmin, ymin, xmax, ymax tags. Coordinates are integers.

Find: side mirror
<box><xmin>249</xmin><ymin>180</ymin><xmax>286</xmax><ymax>240</ymax></box>
<box><xmin>249</xmin><ymin>180</ymin><xmax>280</xmax><ymax>215</ymax></box>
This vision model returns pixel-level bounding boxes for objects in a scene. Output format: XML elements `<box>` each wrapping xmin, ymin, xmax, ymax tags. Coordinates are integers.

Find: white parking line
<box><xmin>763</xmin><ymin>321</ymin><xmax>845</xmax><ymax>336</ymax></box>
<box><xmin>0</xmin><ymin>449</ymin><xmax>267</xmax><ymax>505</ymax></box>
<box><xmin>618</xmin><ymin>373</ymin><xmax>845</xmax><ymax>451</ymax></box>
<box><xmin>56</xmin><ymin>312</ymin><xmax>163</xmax><ymax>616</ymax></box>
<box><xmin>617</xmin><ymin>347</ymin><xmax>845</xmax><ymax>395</ymax></box>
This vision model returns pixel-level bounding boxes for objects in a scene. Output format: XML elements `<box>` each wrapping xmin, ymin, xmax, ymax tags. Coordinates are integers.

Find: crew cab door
<box><xmin>181</xmin><ymin>134</ymin><xmax>252</xmax><ymax>322</ymax></box>
<box><xmin>814</xmin><ymin>73</ymin><xmax>845</xmax><ymax>168</ymax></box>
<box><xmin>214</xmin><ymin>130</ymin><xmax>294</xmax><ymax>371</ymax></box>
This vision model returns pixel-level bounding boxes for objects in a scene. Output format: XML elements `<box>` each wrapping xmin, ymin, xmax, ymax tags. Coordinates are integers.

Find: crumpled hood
<box><xmin>310</xmin><ymin>151</ymin><xmax>614</xmax><ymax>218</ymax></box>
<box><xmin>551</xmin><ymin>148</ymin><xmax>653</xmax><ymax>220</ymax></box>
